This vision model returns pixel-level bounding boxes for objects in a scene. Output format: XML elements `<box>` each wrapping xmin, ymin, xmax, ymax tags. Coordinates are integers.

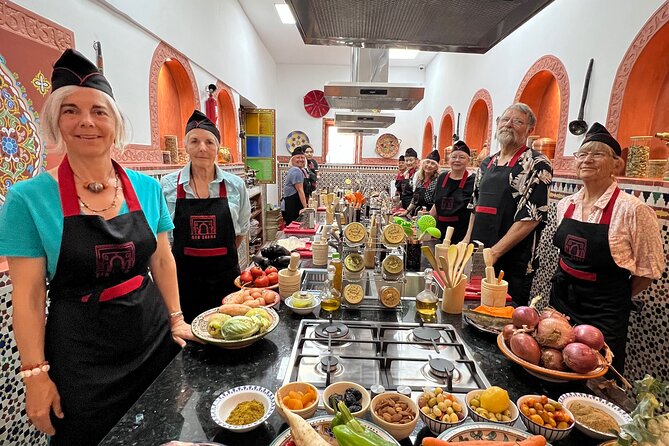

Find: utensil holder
<box><xmin>481</xmin><ymin>278</ymin><xmax>508</xmax><ymax>307</ymax></box>
<box><xmin>441</xmin><ymin>274</ymin><xmax>467</xmax><ymax>314</ymax></box>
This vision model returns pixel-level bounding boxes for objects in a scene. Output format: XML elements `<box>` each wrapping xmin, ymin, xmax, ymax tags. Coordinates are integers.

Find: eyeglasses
<box><xmin>574</xmin><ymin>151</ymin><xmax>612</xmax><ymax>160</ymax></box>
<box><xmin>499</xmin><ymin>117</ymin><xmax>526</xmax><ymax>126</ymax></box>
<box><xmin>449</xmin><ymin>154</ymin><xmax>469</xmax><ymax>160</ymax></box>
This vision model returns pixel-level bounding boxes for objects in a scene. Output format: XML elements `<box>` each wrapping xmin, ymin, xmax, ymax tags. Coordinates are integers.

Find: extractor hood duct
<box><xmin>335</xmin><ymin>112</ymin><xmax>395</xmax><ymax>128</ymax></box>
<box><xmin>324</xmin><ymin>47</ymin><xmax>424</xmax><ymax>111</ymax></box>
<box><xmin>337</xmin><ymin>128</ymin><xmax>380</xmax><ymax>135</ymax></box>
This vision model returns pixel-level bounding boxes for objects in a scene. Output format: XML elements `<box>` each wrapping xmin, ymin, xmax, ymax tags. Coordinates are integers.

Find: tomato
<box><xmin>254</xmin><ymin>275</ymin><xmax>270</xmax><ymax>288</ymax></box>
<box><xmin>264</xmin><ymin>266</ymin><xmax>278</xmax><ymax>274</ymax></box>
<box><xmin>267</xmin><ymin>272</ymin><xmax>279</xmax><ymax>285</ymax></box>
<box><xmin>239</xmin><ymin>271</ymin><xmax>253</xmax><ymax>284</ymax></box>
<box><xmin>250</xmin><ymin>266</ymin><xmax>264</xmax><ymax>278</ymax></box>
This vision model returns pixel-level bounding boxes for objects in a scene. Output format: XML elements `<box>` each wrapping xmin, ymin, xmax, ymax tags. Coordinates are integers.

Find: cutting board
<box><xmin>284</xmin><ymin>221</ymin><xmax>319</xmax><ymax>235</ymax></box>
<box><xmin>294</xmin><ymin>241</ymin><xmax>313</xmax><ymax>258</ymax></box>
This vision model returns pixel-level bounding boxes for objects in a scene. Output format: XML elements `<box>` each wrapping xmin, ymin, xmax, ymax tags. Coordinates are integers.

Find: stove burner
<box><xmin>320</xmin><ymin>355</ymin><xmax>339</xmax><ymax>373</ymax></box>
<box><xmin>429</xmin><ymin>357</ymin><xmax>455</xmax><ymax>378</ymax></box>
<box><xmin>315</xmin><ymin>322</ymin><xmax>350</xmax><ymax>339</ymax></box>
<box><xmin>412</xmin><ymin>327</ymin><xmax>441</xmax><ymax>342</ymax></box>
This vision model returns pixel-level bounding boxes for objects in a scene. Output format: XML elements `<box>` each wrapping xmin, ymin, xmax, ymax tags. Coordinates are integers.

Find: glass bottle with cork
<box><xmin>321</xmin><ymin>263</ymin><xmax>341</xmax><ymax>312</ymax></box>
<box><xmin>415</xmin><ymin>268</ymin><xmax>439</xmax><ymax>316</ymax></box>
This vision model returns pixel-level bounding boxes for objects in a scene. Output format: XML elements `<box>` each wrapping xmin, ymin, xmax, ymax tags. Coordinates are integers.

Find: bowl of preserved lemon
<box><xmin>466</xmin><ymin>387</ymin><xmax>519</xmax><ymax>426</ymax></box>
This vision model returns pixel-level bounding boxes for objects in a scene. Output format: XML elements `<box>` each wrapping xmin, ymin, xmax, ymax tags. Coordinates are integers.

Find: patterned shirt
<box><xmin>556</xmin><ymin>182</ymin><xmax>664</xmax><ymax>279</ymax></box>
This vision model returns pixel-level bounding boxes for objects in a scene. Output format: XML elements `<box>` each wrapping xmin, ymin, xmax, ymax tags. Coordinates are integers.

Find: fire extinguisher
<box><xmin>205</xmin><ymin>84</ymin><xmax>218</xmax><ymax>125</ymax></box>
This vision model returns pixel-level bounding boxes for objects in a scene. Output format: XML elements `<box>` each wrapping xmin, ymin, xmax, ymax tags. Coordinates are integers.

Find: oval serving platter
<box><xmin>269</xmin><ymin>415</ymin><xmax>399</xmax><ymax>446</ymax></box>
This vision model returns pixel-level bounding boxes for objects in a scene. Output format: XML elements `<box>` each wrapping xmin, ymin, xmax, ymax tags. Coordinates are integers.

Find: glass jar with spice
<box><xmin>625</xmin><ymin>136</ymin><xmax>651</xmax><ymax>178</ymax></box>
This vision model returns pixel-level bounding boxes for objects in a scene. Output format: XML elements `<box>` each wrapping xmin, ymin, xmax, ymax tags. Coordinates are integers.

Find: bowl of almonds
<box><xmin>370</xmin><ymin>392</ymin><xmax>419</xmax><ymax>440</ymax></box>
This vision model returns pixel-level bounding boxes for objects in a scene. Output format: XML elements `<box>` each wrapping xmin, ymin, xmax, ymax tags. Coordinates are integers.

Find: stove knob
<box><xmin>370</xmin><ymin>384</ymin><xmax>385</xmax><ymax>399</ymax></box>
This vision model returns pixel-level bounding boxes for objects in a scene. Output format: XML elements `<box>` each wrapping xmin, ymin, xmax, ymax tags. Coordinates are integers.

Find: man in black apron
<box><xmin>550</xmin><ymin>123</ymin><xmax>664</xmax><ymax>373</ymax></box>
<box><xmin>432</xmin><ymin>141</ymin><xmax>475</xmax><ymax>244</ymax></box>
<box><xmin>394</xmin><ymin>155</ymin><xmax>406</xmax><ymax>198</ymax></box>
<box><xmin>281</xmin><ymin>145</ymin><xmax>310</xmax><ymax>224</ymax></box>
<box><xmin>469</xmin><ymin>104</ymin><xmax>552</xmax><ymax>305</ymax></box>
<box><xmin>169</xmin><ymin>111</ymin><xmax>246</xmax><ymax>322</ymax></box>
<box><xmin>398</xmin><ymin>147</ymin><xmax>418</xmax><ymax>209</ymax></box>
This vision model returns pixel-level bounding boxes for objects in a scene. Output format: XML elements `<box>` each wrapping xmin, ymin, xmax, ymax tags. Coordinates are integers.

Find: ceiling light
<box><xmin>274</xmin><ymin>4</ymin><xmax>295</xmax><ymax>24</ymax></box>
<box><xmin>389</xmin><ymin>48</ymin><xmax>419</xmax><ymax>60</ymax></box>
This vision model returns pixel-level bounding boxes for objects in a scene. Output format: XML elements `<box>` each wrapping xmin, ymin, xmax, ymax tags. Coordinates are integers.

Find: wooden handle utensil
<box><xmin>444</xmin><ymin>226</ymin><xmax>455</xmax><ymax>245</ymax></box>
<box><xmin>422</xmin><ymin>246</ymin><xmax>448</xmax><ymax>286</ymax></box>
<box><xmin>454</xmin><ymin>243</ymin><xmax>474</xmax><ymax>285</ymax></box>
<box><xmin>497</xmin><ymin>270</ymin><xmax>505</xmax><ymax>284</ymax></box>
<box><xmin>446</xmin><ymin>244</ymin><xmax>459</xmax><ymax>286</ymax></box>
<box><xmin>288</xmin><ymin>252</ymin><xmax>300</xmax><ymax>272</ymax></box>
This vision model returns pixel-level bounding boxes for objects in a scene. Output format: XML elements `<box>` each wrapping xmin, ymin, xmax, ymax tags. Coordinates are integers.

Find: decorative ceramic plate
<box><xmin>303</xmin><ymin>89</ymin><xmax>330</xmax><ymax>118</ymax></box>
<box><xmin>191</xmin><ymin>307</ymin><xmax>279</xmax><ymax>349</ymax></box>
<box><xmin>210</xmin><ymin>385</ymin><xmax>275</xmax><ymax>432</ymax></box>
<box><xmin>376</xmin><ymin>133</ymin><xmax>400</xmax><ymax>158</ymax></box>
<box><xmin>222</xmin><ymin>289</ymin><xmax>280</xmax><ymax>308</ymax></box>
<box><xmin>462</xmin><ymin>312</ymin><xmax>502</xmax><ymax>335</ymax></box>
<box><xmin>558</xmin><ymin>392</ymin><xmax>632</xmax><ymax>440</ymax></box>
<box><xmin>497</xmin><ymin>333</ymin><xmax>610</xmax><ymax>382</ymax></box>
<box><xmin>285</xmin><ymin>131</ymin><xmax>310</xmax><ymax>154</ymax></box>
<box><xmin>437</xmin><ymin>422</ymin><xmax>551</xmax><ymax>444</ymax></box>
<box><xmin>268</xmin><ymin>416</ymin><xmax>400</xmax><ymax>446</ymax></box>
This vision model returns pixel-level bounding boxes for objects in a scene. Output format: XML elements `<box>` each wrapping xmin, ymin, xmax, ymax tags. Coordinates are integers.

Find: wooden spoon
<box><xmin>438</xmin><ymin>255</ymin><xmax>453</xmax><ymax>288</ymax></box>
<box><xmin>454</xmin><ymin>243</ymin><xmax>474</xmax><ymax>286</ymax></box>
<box><xmin>422</xmin><ymin>246</ymin><xmax>448</xmax><ymax>286</ymax></box>
<box><xmin>447</xmin><ymin>244</ymin><xmax>459</xmax><ymax>286</ymax></box>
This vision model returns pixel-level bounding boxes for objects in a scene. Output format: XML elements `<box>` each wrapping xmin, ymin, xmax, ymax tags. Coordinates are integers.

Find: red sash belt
<box><xmin>183</xmin><ymin>247</ymin><xmax>228</xmax><ymax>257</ymax></box>
<box><xmin>437</xmin><ymin>215</ymin><xmax>459</xmax><ymax>222</ymax></box>
<box><xmin>81</xmin><ymin>274</ymin><xmax>145</xmax><ymax>303</ymax></box>
<box><xmin>559</xmin><ymin>258</ymin><xmax>597</xmax><ymax>282</ymax></box>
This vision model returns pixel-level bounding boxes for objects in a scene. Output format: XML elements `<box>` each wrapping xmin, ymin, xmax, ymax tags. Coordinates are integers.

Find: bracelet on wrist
<box><xmin>18</xmin><ymin>361</ymin><xmax>50</xmax><ymax>379</ymax></box>
<box><xmin>169</xmin><ymin>310</ymin><xmax>183</xmax><ymax>320</ymax></box>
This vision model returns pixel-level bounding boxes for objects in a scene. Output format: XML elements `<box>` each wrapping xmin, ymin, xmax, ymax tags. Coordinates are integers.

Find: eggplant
<box><xmin>261</xmin><ymin>244</ymin><xmax>291</xmax><ymax>260</ymax></box>
<box><xmin>271</xmin><ymin>255</ymin><xmax>291</xmax><ymax>269</ymax></box>
<box><xmin>251</xmin><ymin>255</ymin><xmax>270</xmax><ymax>269</ymax></box>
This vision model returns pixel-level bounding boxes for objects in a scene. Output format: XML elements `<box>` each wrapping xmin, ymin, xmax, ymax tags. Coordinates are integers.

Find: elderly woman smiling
<box><xmin>549</xmin><ymin>122</ymin><xmax>664</xmax><ymax>372</ymax></box>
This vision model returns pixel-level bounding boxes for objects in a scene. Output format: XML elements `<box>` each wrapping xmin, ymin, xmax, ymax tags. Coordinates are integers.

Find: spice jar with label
<box><xmin>625</xmin><ymin>136</ymin><xmax>651</xmax><ymax>178</ymax></box>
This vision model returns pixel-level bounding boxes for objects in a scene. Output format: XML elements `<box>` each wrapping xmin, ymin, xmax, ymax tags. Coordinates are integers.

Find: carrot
<box><xmin>276</xmin><ymin>396</ymin><xmax>331</xmax><ymax>446</ymax></box>
<box><xmin>422</xmin><ymin>436</ymin><xmax>545</xmax><ymax>446</ymax></box>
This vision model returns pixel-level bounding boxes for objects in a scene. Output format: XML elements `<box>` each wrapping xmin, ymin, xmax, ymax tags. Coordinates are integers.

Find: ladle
<box><xmin>569</xmin><ymin>58</ymin><xmax>594</xmax><ymax>136</ymax></box>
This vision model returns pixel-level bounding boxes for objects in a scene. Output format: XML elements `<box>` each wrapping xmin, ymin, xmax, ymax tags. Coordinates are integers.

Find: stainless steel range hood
<box><xmin>335</xmin><ymin>111</ymin><xmax>395</xmax><ymax>128</ymax></box>
<box><xmin>325</xmin><ymin>47</ymin><xmax>424</xmax><ymax>111</ymax></box>
<box><xmin>337</xmin><ymin>128</ymin><xmax>380</xmax><ymax>135</ymax></box>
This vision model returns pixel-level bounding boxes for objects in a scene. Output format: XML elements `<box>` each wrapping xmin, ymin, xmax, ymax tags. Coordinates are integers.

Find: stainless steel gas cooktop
<box><xmin>283</xmin><ymin>319</ymin><xmax>491</xmax><ymax>400</ymax></box>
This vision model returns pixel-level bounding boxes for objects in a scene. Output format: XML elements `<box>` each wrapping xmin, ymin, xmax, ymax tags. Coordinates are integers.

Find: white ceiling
<box><xmin>237</xmin><ymin>0</ymin><xmax>437</xmax><ymax>68</ymax></box>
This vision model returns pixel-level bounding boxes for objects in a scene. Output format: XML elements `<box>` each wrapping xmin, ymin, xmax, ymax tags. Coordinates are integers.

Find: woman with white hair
<box><xmin>403</xmin><ymin>149</ymin><xmax>441</xmax><ymax>216</ymax></box>
<box><xmin>0</xmin><ymin>49</ymin><xmax>196</xmax><ymax>445</ymax></box>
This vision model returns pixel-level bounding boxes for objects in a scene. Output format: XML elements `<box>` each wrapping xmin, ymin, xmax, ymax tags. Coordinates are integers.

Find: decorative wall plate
<box><xmin>376</xmin><ymin>133</ymin><xmax>400</xmax><ymax>158</ymax></box>
<box><xmin>285</xmin><ymin>130</ymin><xmax>310</xmax><ymax>154</ymax></box>
<box><xmin>303</xmin><ymin>89</ymin><xmax>330</xmax><ymax>118</ymax></box>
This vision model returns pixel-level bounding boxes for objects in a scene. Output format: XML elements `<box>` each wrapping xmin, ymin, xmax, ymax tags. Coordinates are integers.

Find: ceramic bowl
<box><xmin>417</xmin><ymin>392</ymin><xmax>468</xmax><ymax>435</ymax></box>
<box><xmin>285</xmin><ymin>294</ymin><xmax>321</xmax><ymax>315</ymax></box>
<box><xmin>558</xmin><ymin>392</ymin><xmax>632</xmax><ymax>440</ymax></box>
<box><xmin>465</xmin><ymin>389</ymin><xmax>519</xmax><ymax>426</ymax></box>
<box><xmin>370</xmin><ymin>392</ymin><xmax>419</xmax><ymax>441</ymax></box>
<box><xmin>275</xmin><ymin>382</ymin><xmax>319</xmax><ymax>419</ymax></box>
<box><xmin>517</xmin><ymin>395</ymin><xmax>575</xmax><ymax>442</ymax></box>
<box><xmin>437</xmin><ymin>421</ymin><xmax>540</xmax><ymax>442</ymax></box>
<box><xmin>210</xmin><ymin>385</ymin><xmax>274</xmax><ymax>432</ymax></box>
<box><xmin>322</xmin><ymin>381</ymin><xmax>370</xmax><ymax>418</ymax></box>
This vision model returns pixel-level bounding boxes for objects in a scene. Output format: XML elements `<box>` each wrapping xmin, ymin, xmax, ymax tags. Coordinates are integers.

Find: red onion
<box><xmin>539</xmin><ymin>308</ymin><xmax>570</xmax><ymax>322</ymax></box>
<box><xmin>503</xmin><ymin>324</ymin><xmax>516</xmax><ymax>342</ymax></box>
<box><xmin>512</xmin><ymin>306</ymin><xmax>540</xmax><ymax>329</ymax></box>
<box><xmin>573</xmin><ymin>325</ymin><xmax>605</xmax><ymax>351</ymax></box>
<box><xmin>510</xmin><ymin>332</ymin><xmax>541</xmax><ymax>365</ymax></box>
<box><xmin>540</xmin><ymin>348</ymin><xmax>566</xmax><ymax>371</ymax></box>
<box><xmin>534</xmin><ymin>317</ymin><xmax>574</xmax><ymax>350</ymax></box>
<box><xmin>563</xmin><ymin>342</ymin><xmax>600</xmax><ymax>373</ymax></box>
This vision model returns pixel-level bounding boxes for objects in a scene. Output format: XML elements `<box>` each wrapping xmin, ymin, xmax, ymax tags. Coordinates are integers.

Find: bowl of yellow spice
<box><xmin>211</xmin><ymin>385</ymin><xmax>275</xmax><ymax>432</ymax></box>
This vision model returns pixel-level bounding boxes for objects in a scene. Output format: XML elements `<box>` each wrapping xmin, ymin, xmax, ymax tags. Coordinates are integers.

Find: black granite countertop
<box><xmin>100</xmin><ymin>289</ymin><xmax>612</xmax><ymax>446</ymax></box>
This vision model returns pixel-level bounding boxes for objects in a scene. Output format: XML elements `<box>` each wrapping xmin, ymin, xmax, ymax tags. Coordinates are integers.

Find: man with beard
<box><xmin>467</xmin><ymin>103</ymin><xmax>553</xmax><ymax>305</ymax></box>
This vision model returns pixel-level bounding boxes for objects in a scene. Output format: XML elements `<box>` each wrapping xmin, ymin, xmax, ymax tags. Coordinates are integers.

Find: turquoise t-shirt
<box><xmin>0</xmin><ymin>169</ymin><xmax>174</xmax><ymax>281</ymax></box>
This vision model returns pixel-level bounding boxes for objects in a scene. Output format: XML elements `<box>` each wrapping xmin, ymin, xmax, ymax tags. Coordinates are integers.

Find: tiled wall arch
<box><xmin>464</xmin><ymin>89</ymin><xmax>493</xmax><ymax>156</ymax></box>
<box><xmin>438</xmin><ymin>106</ymin><xmax>455</xmax><ymax>163</ymax></box>
<box><xmin>422</xmin><ymin>116</ymin><xmax>434</xmax><ymax>158</ymax></box>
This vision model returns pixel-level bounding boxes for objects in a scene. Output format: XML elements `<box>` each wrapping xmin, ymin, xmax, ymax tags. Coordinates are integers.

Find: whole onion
<box><xmin>573</xmin><ymin>325</ymin><xmax>605</xmax><ymax>351</ymax></box>
<box><xmin>534</xmin><ymin>317</ymin><xmax>574</xmax><ymax>350</ymax></box>
<box><xmin>539</xmin><ymin>308</ymin><xmax>570</xmax><ymax>322</ymax></box>
<box><xmin>512</xmin><ymin>306</ymin><xmax>540</xmax><ymax>330</ymax></box>
<box><xmin>503</xmin><ymin>324</ymin><xmax>516</xmax><ymax>342</ymax></box>
<box><xmin>563</xmin><ymin>342</ymin><xmax>600</xmax><ymax>373</ymax></box>
<box><xmin>510</xmin><ymin>332</ymin><xmax>541</xmax><ymax>365</ymax></box>
<box><xmin>540</xmin><ymin>348</ymin><xmax>566</xmax><ymax>371</ymax></box>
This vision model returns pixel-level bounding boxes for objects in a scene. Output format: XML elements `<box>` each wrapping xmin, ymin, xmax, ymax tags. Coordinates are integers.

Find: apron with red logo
<box><xmin>46</xmin><ymin>157</ymin><xmax>176</xmax><ymax>446</ymax></box>
<box><xmin>172</xmin><ymin>173</ymin><xmax>241</xmax><ymax>322</ymax></box>
<box><xmin>550</xmin><ymin>187</ymin><xmax>631</xmax><ymax>372</ymax></box>
<box><xmin>433</xmin><ymin>170</ymin><xmax>473</xmax><ymax>244</ymax></box>
<box><xmin>398</xmin><ymin>166</ymin><xmax>416</xmax><ymax>209</ymax></box>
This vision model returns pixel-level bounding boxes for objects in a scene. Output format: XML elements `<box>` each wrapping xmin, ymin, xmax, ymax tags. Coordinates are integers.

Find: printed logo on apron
<box><xmin>190</xmin><ymin>215</ymin><xmax>217</xmax><ymax>239</ymax></box>
<box><xmin>441</xmin><ymin>196</ymin><xmax>454</xmax><ymax>211</ymax></box>
<box><xmin>564</xmin><ymin>234</ymin><xmax>587</xmax><ymax>260</ymax></box>
<box><xmin>95</xmin><ymin>241</ymin><xmax>136</xmax><ymax>277</ymax></box>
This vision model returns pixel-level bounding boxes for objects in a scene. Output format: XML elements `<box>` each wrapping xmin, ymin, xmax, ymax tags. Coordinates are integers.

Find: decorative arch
<box><xmin>216</xmin><ymin>80</ymin><xmax>239</xmax><ymax>163</ymax></box>
<box><xmin>149</xmin><ymin>42</ymin><xmax>200</xmax><ymax>151</ymax></box>
<box><xmin>514</xmin><ymin>55</ymin><xmax>570</xmax><ymax>161</ymax></box>
<box><xmin>464</xmin><ymin>89</ymin><xmax>493</xmax><ymax>156</ymax></box>
<box><xmin>607</xmin><ymin>2</ymin><xmax>669</xmax><ymax>159</ymax></box>
<box><xmin>438</xmin><ymin>106</ymin><xmax>455</xmax><ymax>163</ymax></box>
<box><xmin>422</xmin><ymin>117</ymin><xmax>434</xmax><ymax>158</ymax></box>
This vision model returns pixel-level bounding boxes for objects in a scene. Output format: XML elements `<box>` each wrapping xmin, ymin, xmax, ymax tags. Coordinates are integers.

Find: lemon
<box><xmin>479</xmin><ymin>387</ymin><xmax>510</xmax><ymax>413</ymax></box>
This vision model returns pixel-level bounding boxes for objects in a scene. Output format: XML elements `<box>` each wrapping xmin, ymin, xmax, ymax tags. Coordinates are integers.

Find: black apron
<box><xmin>433</xmin><ymin>170</ymin><xmax>473</xmax><ymax>244</ymax></box>
<box><xmin>398</xmin><ymin>167</ymin><xmax>416</xmax><ymax>209</ymax></box>
<box><xmin>172</xmin><ymin>173</ymin><xmax>241</xmax><ymax>322</ymax></box>
<box><xmin>411</xmin><ymin>177</ymin><xmax>434</xmax><ymax>216</ymax></box>
<box><xmin>46</xmin><ymin>157</ymin><xmax>176</xmax><ymax>446</ymax></box>
<box><xmin>550</xmin><ymin>187</ymin><xmax>631</xmax><ymax>372</ymax></box>
<box><xmin>471</xmin><ymin>146</ymin><xmax>536</xmax><ymax>305</ymax></box>
<box><xmin>282</xmin><ymin>168</ymin><xmax>308</xmax><ymax>225</ymax></box>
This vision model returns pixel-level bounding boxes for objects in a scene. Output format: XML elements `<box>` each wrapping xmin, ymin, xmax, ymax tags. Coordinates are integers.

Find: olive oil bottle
<box><xmin>416</xmin><ymin>268</ymin><xmax>438</xmax><ymax>316</ymax></box>
<box><xmin>321</xmin><ymin>264</ymin><xmax>341</xmax><ymax>312</ymax></box>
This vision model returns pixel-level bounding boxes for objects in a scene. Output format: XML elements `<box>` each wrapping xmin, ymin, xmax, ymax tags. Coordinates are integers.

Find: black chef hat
<box><xmin>52</xmin><ymin>49</ymin><xmax>114</xmax><ymax>99</ymax></box>
<box><xmin>426</xmin><ymin>149</ymin><xmax>440</xmax><ymax>163</ymax></box>
<box><xmin>398</xmin><ymin>155</ymin><xmax>405</xmax><ymax>161</ymax></box>
<box><xmin>581</xmin><ymin>122</ymin><xmax>621</xmax><ymax>156</ymax></box>
<box><xmin>292</xmin><ymin>145</ymin><xmax>306</xmax><ymax>156</ymax></box>
<box><xmin>185</xmin><ymin>110</ymin><xmax>220</xmax><ymax>143</ymax></box>
<box><xmin>452</xmin><ymin>140</ymin><xmax>471</xmax><ymax>156</ymax></box>
<box><xmin>404</xmin><ymin>147</ymin><xmax>418</xmax><ymax>158</ymax></box>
